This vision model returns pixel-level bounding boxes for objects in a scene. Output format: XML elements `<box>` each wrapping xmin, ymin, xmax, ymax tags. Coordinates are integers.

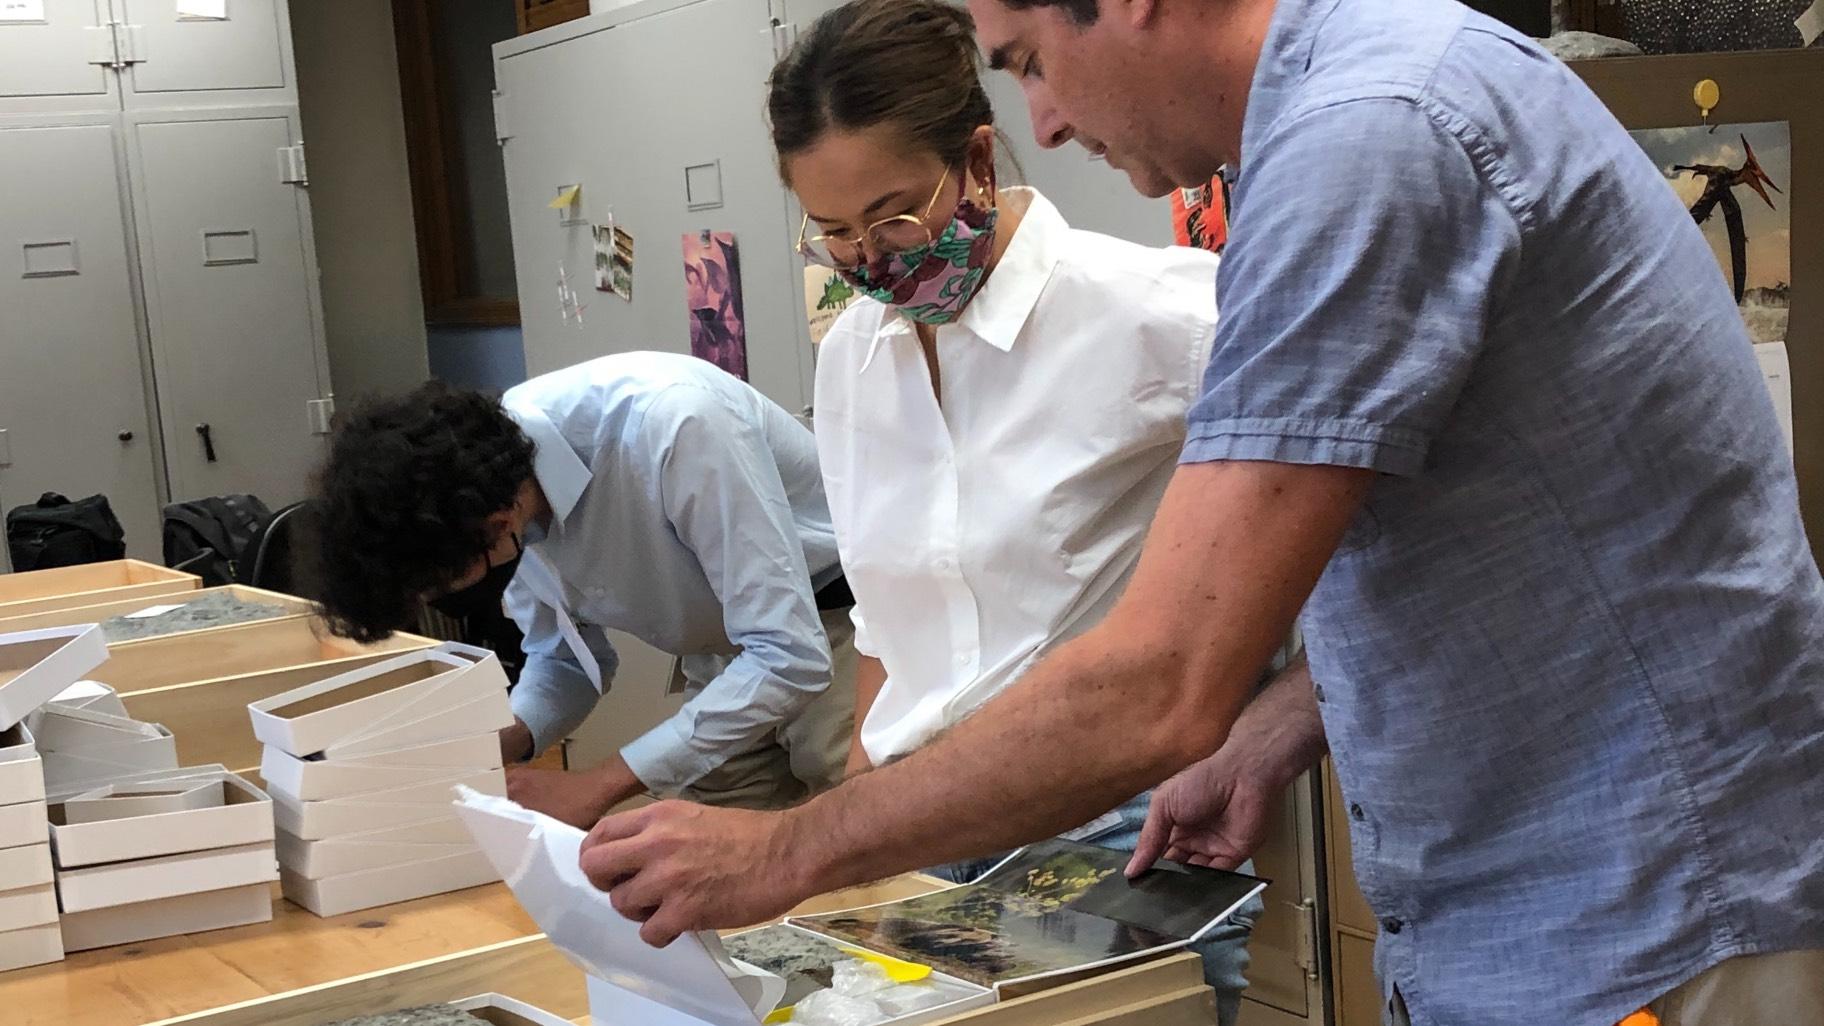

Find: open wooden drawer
<box><xmin>100</xmin><ymin>619</ymin><xmax>438</xmax><ymax>771</ymax></box>
<box><xmin>0</xmin><ymin>584</ymin><xmax>316</xmax><ymax>640</ymax></box>
<box><xmin>147</xmin><ymin>873</ymin><xmax>1221</xmax><ymax>1026</ymax></box>
<box><xmin>0</xmin><ymin>560</ymin><xmax>200</xmax><ymax>619</ymax></box>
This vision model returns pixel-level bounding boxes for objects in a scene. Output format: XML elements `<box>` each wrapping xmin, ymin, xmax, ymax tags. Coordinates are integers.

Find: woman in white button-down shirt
<box><xmin>766</xmin><ymin>2</ymin><xmax>1258</xmax><ymax>1021</ymax></box>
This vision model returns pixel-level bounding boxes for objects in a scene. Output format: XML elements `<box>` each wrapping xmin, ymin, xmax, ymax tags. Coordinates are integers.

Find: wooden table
<box><xmin>2</xmin><ymin>881</ymin><xmax>540</xmax><ymax>1026</ymax></box>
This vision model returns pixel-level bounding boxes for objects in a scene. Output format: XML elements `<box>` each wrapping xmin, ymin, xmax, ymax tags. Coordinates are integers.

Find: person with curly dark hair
<box><xmin>309</xmin><ymin>351</ymin><xmax>856</xmax><ymax>827</ymax></box>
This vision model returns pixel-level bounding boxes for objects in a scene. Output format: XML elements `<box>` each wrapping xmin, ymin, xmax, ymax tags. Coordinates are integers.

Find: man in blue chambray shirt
<box><xmin>574</xmin><ymin>1</ymin><xmax>1824</xmax><ymax>1023</ymax></box>
<box><xmin>310</xmin><ymin>352</ymin><xmax>855</xmax><ymax>828</ymax></box>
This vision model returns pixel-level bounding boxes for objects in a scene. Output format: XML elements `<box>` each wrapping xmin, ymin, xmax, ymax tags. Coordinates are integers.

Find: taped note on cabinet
<box><xmin>1798</xmin><ymin>1</ymin><xmax>1823</xmax><ymax>47</ymax></box>
<box><xmin>177</xmin><ymin>0</ymin><xmax>228</xmax><ymax>20</ymax></box>
<box><xmin>0</xmin><ymin>1</ymin><xmax>46</xmax><ymax>23</ymax></box>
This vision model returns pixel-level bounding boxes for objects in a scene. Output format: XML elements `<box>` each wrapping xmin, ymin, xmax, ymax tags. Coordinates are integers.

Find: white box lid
<box><xmin>0</xmin><ymin>626</ymin><xmax>107</xmax><ymax>732</ymax></box>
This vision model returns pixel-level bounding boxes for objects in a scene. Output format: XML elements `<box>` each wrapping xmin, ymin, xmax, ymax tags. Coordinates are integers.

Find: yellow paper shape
<box><xmin>549</xmin><ymin>185</ymin><xmax>581</xmax><ymax>210</ymax></box>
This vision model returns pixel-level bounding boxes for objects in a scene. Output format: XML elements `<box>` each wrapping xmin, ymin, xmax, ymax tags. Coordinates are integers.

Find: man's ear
<box><xmin>1110</xmin><ymin>0</ymin><xmax>1159</xmax><ymax>30</ymax></box>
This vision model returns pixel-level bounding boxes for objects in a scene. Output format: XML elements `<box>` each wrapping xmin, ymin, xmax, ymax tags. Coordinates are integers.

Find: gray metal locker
<box><xmin>125</xmin><ymin>106</ymin><xmax>327</xmax><ymax>506</ymax></box>
<box><xmin>0</xmin><ymin>114</ymin><xmax>164</xmax><ymax>558</ymax></box>
<box><xmin>0</xmin><ymin>0</ymin><xmax>119</xmax><ymax>115</ymax></box>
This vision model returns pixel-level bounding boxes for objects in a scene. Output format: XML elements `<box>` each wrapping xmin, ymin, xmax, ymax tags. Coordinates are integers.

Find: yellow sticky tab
<box><xmin>762</xmin><ymin>1008</ymin><xmax>794</xmax><ymax>1024</ymax></box>
<box><xmin>549</xmin><ymin>185</ymin><xmax>580</xmax><ymax>210</ymax></box>
<box><xmin>839</xmin><ymin>946</ymin><xmax>932</xmax><ymax>983</ymax></box>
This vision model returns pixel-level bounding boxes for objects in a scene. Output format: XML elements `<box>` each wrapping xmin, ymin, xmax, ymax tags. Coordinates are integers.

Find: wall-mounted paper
<box><xmin>1799</xmin><ymin>1</ymin><xmax>1823</xmax><ymax>46</ymax></box>
<box><xmin>683</xmin><ymin>231</ymin><xmax>747</xmax><ymax>381</ymax></box>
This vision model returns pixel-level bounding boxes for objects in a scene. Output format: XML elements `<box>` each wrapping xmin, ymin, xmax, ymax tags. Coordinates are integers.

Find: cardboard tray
<box><xmin>0</xmin><ymin>800</ymin><xmax>49</xmax><ymax>851</ymax></box>
<box><xmin>260</xmin><ymin>731</ymin><xmax>503</xmax><ymax>801</ymax></box>
<box><xmin>249</xmin><ymin>645</ymin><xmax>510</xmax><ymax>758</ymax></box>
<box><xmin>0</xmin><ymin>561</ymin><xmax>199</xmax><ymax>621</ymax></box>
<box><xmin>60</xmin><ymin>881</ymin><xmax>273</xmax><ymax>953</ymax></box>
<box><xmin>0</xmin><ymin>585</ymin><xmax>315</xmax><ymax>640</ymax></box>
<box><xmin>50</xmin><ymin>770</ymin><xmax>275</xmax><ymax>868</ymax></box>
<box><xmin>54</xmin><ymin>841</ymin><xmax>278</xmax><ymax>914</ymax></box>
<box><xmin>0</xmin><ymin>920</ymin><xmax>62</xmax><ymax>973</ymax></box>
<box><xmin>276</xmin><ymin>818</ymin><xmax>477</xmax><ymax>878</ymax></box>
<box><xmin>279</xmin><ymin>847</ymin><xmax>499</xmax><ymax>917</ymax></box>
<box><xmin>0</xmin><ymin>625</ymin><xmax>108</xmax><ymax>732</ymax></box>
<box><xmin>270</xmin><ymin>768</ymin><xmax>506</xmax><ymax>841</ymax></box>
<box><xmin>0</xmin><ymin>723</ymin><xmax>44</xmax><ymax>806</ymax></box>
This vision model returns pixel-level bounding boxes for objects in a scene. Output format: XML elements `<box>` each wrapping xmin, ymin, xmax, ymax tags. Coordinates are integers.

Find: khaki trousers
<box><xmin>673</xmin><ymin>606</ymin><xmax>857</xmax><ymax>811</ymax></box>
<box><xmin>1386</xmin><ymin>949</ymin><xmax>1824</xmax><ymax>1026</ymax></box>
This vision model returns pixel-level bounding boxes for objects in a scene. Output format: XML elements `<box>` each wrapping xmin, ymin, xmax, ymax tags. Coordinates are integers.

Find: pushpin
<box><xmin>1693</xmin><ymin>79</ymin><xmax>1720</xmax><ymax>133</ymax></box>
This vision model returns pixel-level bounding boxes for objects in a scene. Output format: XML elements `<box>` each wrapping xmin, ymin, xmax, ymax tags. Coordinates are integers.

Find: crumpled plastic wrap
<box><xmin>788</xmin><ymin>958</ymin><xmax>980</xmax><ymax>1023</ymax></box>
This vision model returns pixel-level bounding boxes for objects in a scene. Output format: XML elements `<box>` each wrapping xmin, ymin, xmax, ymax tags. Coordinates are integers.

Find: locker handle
<box><xmin>195</xmin><ymin>423</ymin><xmax>218</xmax><ymax>463</ymax></box>
<box><xmin>118</xmin><ymin>430</ymin><xmax>134</xmax><ymax>442</ymax></box>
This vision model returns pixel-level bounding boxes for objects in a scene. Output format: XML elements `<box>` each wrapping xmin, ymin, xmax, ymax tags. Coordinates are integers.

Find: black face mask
<box><xmin>429</xmin><ymin>533</ymin><xmax>522</xmax><ymax>621</ymax></box>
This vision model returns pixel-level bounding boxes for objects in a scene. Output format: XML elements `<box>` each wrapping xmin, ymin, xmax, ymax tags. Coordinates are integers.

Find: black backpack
<box><xmin>5</xmin><ymin>493</ymin><xmax>128</xmax><ymax>572</ymax></box>
<box><xmin>161</xmin><ymin>494</ymin><xmax>274</xmax><ymax>587</ymax></box>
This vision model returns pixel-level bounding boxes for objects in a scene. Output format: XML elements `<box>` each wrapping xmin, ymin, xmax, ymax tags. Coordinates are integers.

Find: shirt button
<box><xmin>1313</xmin><ymin>683</ymin><xmax>1326</xmax><ymax>703</ymax></box>
<box><xmin>955</xmin><ymin>654</ymin><xmax>970</xmax><ymax>666</ymax></box>
<box><xmin>1382</xmin><ymin>918</ymin><xmax>1404</xmax><ymax>935</ymax></box>
<box><xmin>1349</xmin><ymin>803</ymin><xmax>1365</xmax><ymax>821</ymax></box>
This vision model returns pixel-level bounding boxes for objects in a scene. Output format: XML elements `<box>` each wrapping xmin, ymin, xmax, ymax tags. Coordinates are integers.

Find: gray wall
<box><xmin>293</xmin><ymin>0</ymin><xmax>431</xmax><ymax>403</ymax></box>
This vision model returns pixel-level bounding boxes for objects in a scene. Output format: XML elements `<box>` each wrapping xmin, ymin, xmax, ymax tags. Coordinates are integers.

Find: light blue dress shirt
<box><xmin>500</xmin><ymin>352</ymin><xmax>841</xmax><ymax>793</ymax></box>
<box><xmin>1183</xmin><ymin>1</ymin><xmax>1824</xmax><ymax>1022</ymax></box>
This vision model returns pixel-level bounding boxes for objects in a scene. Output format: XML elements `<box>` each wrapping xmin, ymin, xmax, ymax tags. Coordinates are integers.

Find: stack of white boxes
<box><xmin>48</xmin><ymin>767</ymin><xmax>279</xmax><ymax>951</ymax></box>
<box><xmin>249</xmin><ymin>642</ymin><xmax>513</xmax><ymax>917</ymax></box>
<box><xmin>33</xmin><ymin>699</ymin><xmax>180</xmax><ymax>795</ymax></box>
<box><xmin>0</xmin><ymin>625</ymin><xmax>108</xmax><ymax>972</ymax></box>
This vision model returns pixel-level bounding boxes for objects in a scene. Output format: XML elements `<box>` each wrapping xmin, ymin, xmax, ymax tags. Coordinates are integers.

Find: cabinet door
<box><xmin>1236</xmin><ymin>771</ymin><xmax>1331</xmax><ymax>1026</ymax></box>
<box><xmin>0</xmin><ymin>116</ymin><xmax>164</xmax><ymax>558</ymax></box>
<box><xmin>0</xmin><ymin>0</ymin><xmax>118</xmax><ymax>115</ymax></box>
<box><xmin>115</xmin><ymin>0</ymin><xmax>295</xmax><ymax>108</ymax></box>
<box><xmin>125</xmin><ymin>107</ymin><xmax>328</xmax><ymax>506</ymax></box>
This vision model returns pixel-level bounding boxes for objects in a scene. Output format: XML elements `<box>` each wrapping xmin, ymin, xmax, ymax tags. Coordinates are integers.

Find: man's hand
<box><xmin>507</xmin><ymin>754</ymin><xmax>648</xmax><ymax>830</ymax></box>
<box><xmin>1126</xmin><ymin>752</ymin><xmax>1276</xmax><ymax>874</ymax></box>
<box><xmin>578</xmin><ymin>801</ymin><xmax>819</xmax><ymax>946</ymax></box>
<box><xmin>499</xmin><ymin>718</ymin><xmax>535</xmax><ymax>764</ymax></box>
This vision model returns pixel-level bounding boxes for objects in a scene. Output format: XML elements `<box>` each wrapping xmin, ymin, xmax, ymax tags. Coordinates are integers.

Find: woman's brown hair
<box><xmin>766</xmin><ymin>0</ymin><xmax>995</xmax><ymax>181</ymax></box>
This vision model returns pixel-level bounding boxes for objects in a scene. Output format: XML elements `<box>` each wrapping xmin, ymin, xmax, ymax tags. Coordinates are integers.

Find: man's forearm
<box><xmin>776</xmin><ymin>462</ymin><xmax>1370</xmax><ymax>895</ymax></box>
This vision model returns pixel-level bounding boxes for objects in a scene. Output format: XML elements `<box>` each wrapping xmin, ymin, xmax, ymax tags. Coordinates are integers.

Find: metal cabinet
<box><xmin>0</xmin><ymin>0</ymin><xmax>328</xmax><ymax>556</ymax></box>
<box><xmin>0</xmin><ymin>114</ymin><xmax>163</xmax><ymax>555</ymax></box>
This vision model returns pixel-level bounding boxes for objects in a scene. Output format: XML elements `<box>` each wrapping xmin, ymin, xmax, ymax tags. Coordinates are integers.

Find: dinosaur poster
<box><xmin>1631</xmin><ymin>121</ymin><xmax>1792</xmax><ymax>346</ymax></box>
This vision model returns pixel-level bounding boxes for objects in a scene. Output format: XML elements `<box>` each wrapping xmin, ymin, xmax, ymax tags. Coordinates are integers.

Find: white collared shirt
<box><xmin>814</xmin><ymin>188</ymin><xmax>1218</xmax><ymax>765</ymax></box>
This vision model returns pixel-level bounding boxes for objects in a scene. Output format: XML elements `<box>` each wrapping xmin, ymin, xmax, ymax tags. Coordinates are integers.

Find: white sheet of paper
<box><xmin>122</xmin><ymin>604</ymin><xmax>185</xmax><ymax>620</ymax></box>
<box><xmin>1798</xmin><ymin>1</ymin><xmax>1823</xmax><ymax>46</ymax></box>
<box><xmin>176</xmin><ymin>0</ymin><xmax>227</xmax><ymax>20</ymax></box>
<box><xmin>1755</xmin><ymin>341</ymin><xmax>1795</xmax><ymax>457</ymax></box>
<box><xmin>454</xmin><ymin>787</ymin><xmax>780</xmax><ymax>1026</ymax></box>
<box><xmin>0</xmin><ymin>1</ymin><xmax>45</xmax><ymax>23</ymax></box>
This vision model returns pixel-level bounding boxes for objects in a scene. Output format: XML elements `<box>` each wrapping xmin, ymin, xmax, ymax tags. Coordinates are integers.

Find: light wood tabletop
<box><xmin>3</xmin><ymin>880</ymin><xmax>540</xmax><ymax>1026</ymax></box>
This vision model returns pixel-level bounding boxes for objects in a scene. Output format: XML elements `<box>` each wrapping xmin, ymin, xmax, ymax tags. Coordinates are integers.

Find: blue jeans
<box><xmin>933</xmin><ymin>792</ymin><xmax>1262</xmax><ymax>1026</ymax></box>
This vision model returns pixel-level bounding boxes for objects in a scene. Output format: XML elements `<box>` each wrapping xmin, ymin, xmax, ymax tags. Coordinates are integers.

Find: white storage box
<box><xmin>0</xmin><ymin>842</ymin><xmax>52</xmax><ymax>894</ymax></box>
<box><xmin>50</xmin><ymin>771</ymin><xmax>274</xmax><ymax>868</ymax></box>
<box><xmin>0</xmin><ymin>800</ymin><xmax>49</xmax><ymax>851</ymax></box>
<box><xmin>248</xmin><ymin>645</ymin><xmax>509</xmax><ymax>759</ymax></box>
<box><xmin>0</xmin><ymin>723</ymin><xmax>43</xmax><ymax>806</ymax></box>
<box><xmin>45</xmin><ymin>681</ymin><xmax>128</xmax><ymax>718</ymax></box>
<box><xmin>271</xmin><ymin>767</ymin><xmax>505</xmax><ymax>841</ymax></box>
<box><xmin>60</xmin><ymin>881</ymin><xmax>272</xmax><ymax>953</ymax></box>
<box><xmin>452</xmin><ymin>993</ymin><xmax>578</xmax><ymax>1026</ymax></box>
<box><xmin>261</xmin><ymin>732</ymin><xmax>502</xmax><ymax>802</ymax></box>
<box><xmin>62</xmin><ymin>778</ymin><xmax>222</xmax><ymax>824</ymax></box>
<box><xmin>0</xmin><ymin>921</ymin><xmax>62</xmax><ymax>972</ymax></box>
<box><xmin>54</xmin><ymin>841</ymin><xmax>277</xmax><ymax>914</ymax></box>
<box><xmin>0</xmin><ymin>883</ymin><xmax>58</xmax><ymax>933</ymax></box>
<box><xmin>36</xmin><ymin>704</ymin><xmax>179</xmax><ymax>793</ymax></box>
<box><xmin>0</xmin><ymin>626</ymin><xmax>107</xmax><ymax>733</ymax></box>
<box><xmin>279</xmin><ymin>846</ymin><xmax>498</xmax><ymax>916</ymax></box>
<box><xmin>327</xmin><ymin>689</ymin><xmax>513</xmax><ymax>759</ymax></box>
<box><xmin>277</xmin><ymin>818</ymin><xmax>477</xmax><ymax>878</ymax></box>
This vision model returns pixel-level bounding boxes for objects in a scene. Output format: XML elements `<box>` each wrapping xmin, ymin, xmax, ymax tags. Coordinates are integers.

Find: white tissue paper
<box><xmin>452</xmin><ymin>785</ymin><xmax>786</xmax><ymax>1026</ymax></box>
